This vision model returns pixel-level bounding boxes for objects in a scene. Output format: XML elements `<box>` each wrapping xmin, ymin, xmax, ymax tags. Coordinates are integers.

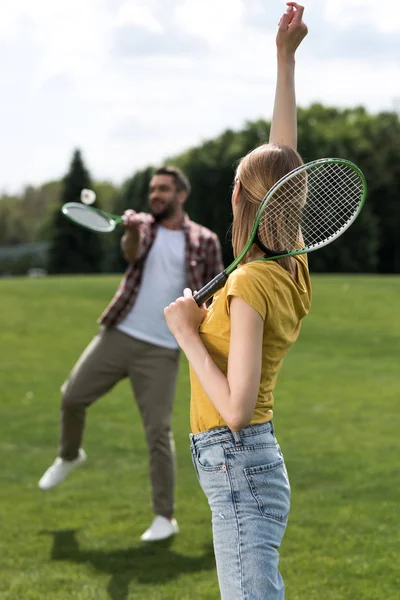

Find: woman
<box><xmin>164</xmin><ymin>4</ymin><xmax>309</xmax><ymax>598</ymax></box>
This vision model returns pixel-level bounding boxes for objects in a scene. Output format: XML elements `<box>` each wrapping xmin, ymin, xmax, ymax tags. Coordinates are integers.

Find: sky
<box><xmin>1</xmin><ymin>0</ymin><xmax>399</xmax><ymax>192</ymax></box>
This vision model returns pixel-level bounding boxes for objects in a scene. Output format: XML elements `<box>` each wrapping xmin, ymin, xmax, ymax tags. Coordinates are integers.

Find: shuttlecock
<box><xmin>81</xmin><ymin>188</ymin><xmax>96</xmax><ymax>205</ymax></box>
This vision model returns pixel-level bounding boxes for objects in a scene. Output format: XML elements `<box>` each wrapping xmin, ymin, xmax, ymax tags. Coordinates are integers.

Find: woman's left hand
<box><xmin>164</xmin><ymin>288</ymin><xmax>207</xmax><ymax>341</ymax></box>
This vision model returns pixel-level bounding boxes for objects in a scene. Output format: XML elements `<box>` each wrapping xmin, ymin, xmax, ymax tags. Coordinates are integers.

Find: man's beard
<box><xmin>151</xmin><ymin>199</ymin><xmax>179</xmax><ymax>222</ymax></box>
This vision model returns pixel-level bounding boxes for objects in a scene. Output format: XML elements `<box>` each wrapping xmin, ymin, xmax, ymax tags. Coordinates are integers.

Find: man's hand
<box><xmin>277</xmin><ymin>2</ymin><xmax>308</xmax><ymax>58</ymax></box>
<box><xmin>123</xmin><ymin>209</ymin><xmax>142</xmax><ymax>229</ymax></box>
<box><xmin>121</xmin><ymin>210</ymin><xmax>142</xmax><ymax>262</ymax></box>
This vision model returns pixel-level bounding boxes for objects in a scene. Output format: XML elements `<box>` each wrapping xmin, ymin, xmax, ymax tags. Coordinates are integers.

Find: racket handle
<box><xmin>193</xmin><ymin>272</ymin><xmax>228</xmax><ymax>306</ymax></box>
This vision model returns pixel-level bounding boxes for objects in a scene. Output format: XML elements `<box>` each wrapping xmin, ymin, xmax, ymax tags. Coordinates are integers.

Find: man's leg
<box><xmin>39</xmin><ymin>328</ymin><xmax>131</xmax><ymax>489</ymax></box>
<box><xmin>128</xmin><ymin>338</ymin><xmax>180</xmax><ymax>521</ymax></box>
<box><xmin>59</xmin><ymin>328</ymin><xmax>131</xmax><ymax>460</ymax></box>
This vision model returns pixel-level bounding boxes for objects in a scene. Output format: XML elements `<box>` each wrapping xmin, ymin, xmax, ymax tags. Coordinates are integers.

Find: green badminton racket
<box><xmin>193</xmin><ymin>157</ymin><xmax>367</xmax><ymax>306</ymax></box>
<box><xmin>61</xmin><ymin>203</ymin><xmax>126</xmax><ymax>233</ymax></box>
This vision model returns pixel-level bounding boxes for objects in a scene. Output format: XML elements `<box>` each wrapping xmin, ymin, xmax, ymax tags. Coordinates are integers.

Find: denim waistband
<box><xmin>190</xmin><ymin>421</ymin><xmax>274</xmax><ymax>449</ymax></box>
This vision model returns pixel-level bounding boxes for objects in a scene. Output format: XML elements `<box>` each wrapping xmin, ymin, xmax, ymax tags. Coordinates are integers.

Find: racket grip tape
<box><xmin>193</xmin><ymin>271</ymin><xmax>228</xmax><ymax>306</ymax></box>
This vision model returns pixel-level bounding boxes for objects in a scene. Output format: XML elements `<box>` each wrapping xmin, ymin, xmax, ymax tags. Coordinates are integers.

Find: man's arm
<box><xmin>269</xmin><ymin>3</ymin><xmax>308</xmax><ymax>150</ymax></box>
<box><xmin>121</xmin><ymin>228</ymin><xmax>140</xmax><ymax>263</ymax></box>
<box><xmin>120</xmin><ymin>210</ymin><xmax>149</xmax><ymax>263</ymax></box>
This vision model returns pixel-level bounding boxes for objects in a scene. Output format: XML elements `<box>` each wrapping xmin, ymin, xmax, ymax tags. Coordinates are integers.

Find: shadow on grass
<box><xmin>41</xmin><ymin>529</ymin><xmax>216</xmax><ymax>600</ymax></box>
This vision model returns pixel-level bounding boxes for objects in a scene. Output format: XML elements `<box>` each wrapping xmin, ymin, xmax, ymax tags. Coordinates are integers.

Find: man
<box><xmin>38</xmin><ymin>166</ymin><xmax>224</xmax><ymax>542</ymax></box>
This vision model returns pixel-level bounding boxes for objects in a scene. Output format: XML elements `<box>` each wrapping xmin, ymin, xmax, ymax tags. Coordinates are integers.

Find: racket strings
<box><xmin>258</xmin><ymin>171</ymin><xmax>307</xmax><ymax>252</ymax></box>
<box><xmin>63</xmin><ymin>204</ymin><xmax>113</xmax><ymax>232</ymax></box>
<box><xmin>257</xmin><ymin>163</ymin><xmax>364</xmax><ymax>253</ymax></box>
<box><xmin>302</xmin><ymin>164</ymin><xmax>362</xmax><ymax>247</ymax></box>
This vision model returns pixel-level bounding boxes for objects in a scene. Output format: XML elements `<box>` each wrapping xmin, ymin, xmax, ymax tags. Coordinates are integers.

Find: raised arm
<box><xmin>269</xmin><ymin>2</ymin><xmax>308</xmax><ymax>150</ymax></box>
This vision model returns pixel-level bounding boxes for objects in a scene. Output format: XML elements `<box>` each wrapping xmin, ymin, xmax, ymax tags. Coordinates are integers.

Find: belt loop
<box><xmin>232</xmin><ymin>430</ymin><xmax>242</xmax><ymax>446</ymax></box>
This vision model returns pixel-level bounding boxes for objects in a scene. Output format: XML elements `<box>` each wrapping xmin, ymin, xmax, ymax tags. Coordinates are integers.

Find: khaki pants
<box><xmin>59</xmin><ymin>327</ymin><xmax>180</xmax><ymax>519</ymax></box>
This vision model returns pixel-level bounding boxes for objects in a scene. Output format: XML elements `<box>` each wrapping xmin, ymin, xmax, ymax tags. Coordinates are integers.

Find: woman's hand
<box><xmin>164</xmin><ymin>288</ymin><xmax>207</xmax><ymax>343</ymax></box>
<box><xmin>277</xmin><ymin>2</ymin><xmax>308</xmax><ymax>58</ymax></box>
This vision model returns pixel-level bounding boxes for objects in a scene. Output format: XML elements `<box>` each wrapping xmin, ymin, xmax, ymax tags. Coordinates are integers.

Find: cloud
<box><xmin>113</xmin><ymin>24</ymin><xmax>208</xmax><ymax>57</ymax></box>
<box><xmin>0</xmin><ymin>0</ymin><xmax>399</xmax><ymax>192</ymax></box>
<box><xmin>315</xmin><ymin>25</ymin><xmax>400</xmax><ymax>61</ymax></box>
<box><xmin>324</xmin><ymin>0</ymin><xmax>400</xmax><ymax>33</ymax></box>
<box><xmin>305</xmin><ymin>0</ymin><xmax>400</xmax><ymax>63</ymax></box>
<box><xmin>109</xmin><ymin>115</ymin><xmax>159</xmax><ymax>141</ymax></box>
<box><xmin>112</xmin><ymin>0</ymin><xmax>208</xmax><ymax>57</ymax></box>
<box><xmin>40</xmin><ymin>72</ymin><xmax>74</xmax><ymax>95</ymax></box>
<box><xmin>174</xmin><ymin>0</ymin><xmax>244</xmax><ymax>44</ymax></box>
<box><xmin>115</xmin><ymin>2</ymin><xmax>163</xmax><ymax>33</ymax></box>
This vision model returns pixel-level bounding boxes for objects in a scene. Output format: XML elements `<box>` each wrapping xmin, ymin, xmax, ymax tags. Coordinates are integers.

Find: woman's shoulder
<box><xmin>227</xmin><ymin>261</ymin><xmax>277</xmax><ymax>297</ymax></box>
<box><xmin>232</xmin><ymin>260</ymin><xmax>282</xmax><ymax>281</ymax></box>
<box><xmin>231</xmin><ymin>256</ymin><xmax>310</xmax><ymax>297</ymax></box>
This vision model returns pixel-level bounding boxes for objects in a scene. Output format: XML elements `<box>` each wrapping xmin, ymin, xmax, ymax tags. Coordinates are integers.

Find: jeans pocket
<box><xmin>244</xmin><ymin>459</ymin><xmax>291</xmax><ymax>523</ymax></box>
<box><xmin>196</xmin><ymin>443</ymin><xmax>227</xmax><ymax>472</ymax></box>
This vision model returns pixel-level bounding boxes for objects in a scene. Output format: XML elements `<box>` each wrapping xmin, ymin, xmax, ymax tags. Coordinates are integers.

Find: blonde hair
<box><xmin>232</xmin><ymin>143</ymin><xmax>304</xmax><ymax>273</ymax></box>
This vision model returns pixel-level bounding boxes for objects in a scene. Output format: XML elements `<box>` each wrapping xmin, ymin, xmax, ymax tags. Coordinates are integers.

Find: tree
<box><xmin>48</xmin><ymin>149</ymin><xmax>104</xmax><ymax>274</ymax></box>
<box><xmin>4</xmin><ymin>104</ymin><xmax>398</xmax><ymax>275</ymax></box>
<box><xmin>296</xmin><ymin>105</ymin><xmax>400</xmax><ymax>273</ymax></box>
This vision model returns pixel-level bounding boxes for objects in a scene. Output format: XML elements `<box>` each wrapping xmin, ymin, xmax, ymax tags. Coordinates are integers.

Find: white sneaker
<box><xmin>38</xmin><ymin>449</ymin><xmax>87</xmax><ymax>490</ymax></box>
<box><xmin>140</xmin><ymin>516</ymin><xmax>179</xmax><ymax>542</ymax></box>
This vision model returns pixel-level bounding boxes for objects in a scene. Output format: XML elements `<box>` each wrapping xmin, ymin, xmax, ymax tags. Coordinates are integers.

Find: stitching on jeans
<box><xmin>237</xmin><ymin>427</ymin><xmax>273</xmax><ymax>439</ymax></box>
<box><xmin>195</xmin><ymin>445</ymin><xmax>228</xmax><ymax>471</ymax></box>
<box><xmin>190</xmin><ymin>449</ymin><xmax>200</xmax><ymax>480</ymax></box>
<box><xmin>225</xmin><ymin>449</ymin><xmax>246</xmax><ymax>599</ymax></box>
<box><xmin>244</xmin><ymin>460</ymin><xmax>289</xmax><ymax>523</ymax></box>
<box><xmin>193</xmin><ymin>424</ymin><xmax>273</xmax><ymax>449</ymax></box>
<box><xmin>226</xmin><ymin>443</ymin><xmax>276</xmax><ymax>454</ymax></box>
<box><xmin>195</xmin><ymin>437</ymin><xmax>274</xmax><ymax>452</ymax></box>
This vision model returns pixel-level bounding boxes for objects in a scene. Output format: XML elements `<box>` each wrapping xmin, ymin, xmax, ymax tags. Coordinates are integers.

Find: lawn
<box><xmin>0</xmin><ymin>274</ymin><xmax>399</xmax><ymax>600</ymax></box>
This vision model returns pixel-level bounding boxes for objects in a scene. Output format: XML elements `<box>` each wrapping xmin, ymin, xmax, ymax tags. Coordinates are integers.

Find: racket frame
<box><xmin>61</xmin><ymin>202</ymin><xmax>124</xmax><ymax>233</ymax></box>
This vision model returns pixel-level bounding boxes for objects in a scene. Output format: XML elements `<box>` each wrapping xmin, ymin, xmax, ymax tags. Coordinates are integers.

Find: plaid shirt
<box><xmin>99</xmin><ymin>213</ymin><xmax>224</xmax><ymax>327</ymax></box>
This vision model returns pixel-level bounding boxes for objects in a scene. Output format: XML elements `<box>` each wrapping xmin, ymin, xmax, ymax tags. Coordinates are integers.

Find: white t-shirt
<box><xmin>117</xmin><ymin>226</ymin><xmax>187</xmax><ymax>349</ymax></box>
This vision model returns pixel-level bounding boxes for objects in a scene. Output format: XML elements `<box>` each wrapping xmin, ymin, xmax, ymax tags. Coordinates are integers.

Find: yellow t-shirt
<box><xmin>190</xmin><ymin>254</ymin><xmax>311</xmax><ymax>434</ymax></box>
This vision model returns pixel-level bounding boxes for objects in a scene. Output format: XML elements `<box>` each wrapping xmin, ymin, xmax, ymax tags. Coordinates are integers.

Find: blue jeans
<box><xmin>190</xmin><ymin>422</ymin><xmax>290</xmax><ymax>599</ymax></box>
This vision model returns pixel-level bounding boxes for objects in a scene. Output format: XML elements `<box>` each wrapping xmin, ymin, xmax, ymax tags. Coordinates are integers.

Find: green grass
<box><xmin>0</xmin><ymin>274</ymin><xmax>399</xmax><ymax>600</ymax></box>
